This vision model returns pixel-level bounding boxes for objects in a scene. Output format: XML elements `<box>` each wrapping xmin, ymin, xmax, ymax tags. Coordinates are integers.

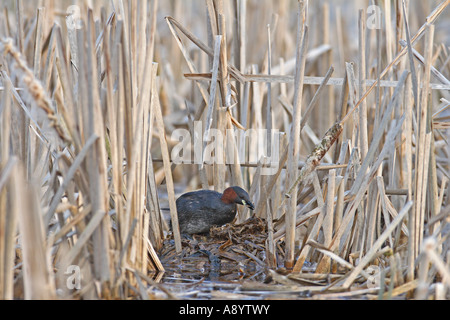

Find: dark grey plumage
<box><xmin>176</xmin><ymin>186</ymin><xmax>254</xmax><ymax>235</ymax></box>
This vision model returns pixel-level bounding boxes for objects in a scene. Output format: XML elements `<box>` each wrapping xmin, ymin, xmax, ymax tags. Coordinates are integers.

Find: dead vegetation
<box><xmin>0</xmin><ymin>0</ymin><xmax>449</xmax><ymax>300</ymax></box>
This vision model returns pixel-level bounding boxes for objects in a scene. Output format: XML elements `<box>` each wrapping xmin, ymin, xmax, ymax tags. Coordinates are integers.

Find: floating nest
<box><xmin>210</xmin><ymin>216</ymin><xmax>267</xmax><ymax>243</ymax></box>
<box><xmin>159</xmin><ymin>217</ymin><xmax>271</xmax><ymax>281</ymax></box>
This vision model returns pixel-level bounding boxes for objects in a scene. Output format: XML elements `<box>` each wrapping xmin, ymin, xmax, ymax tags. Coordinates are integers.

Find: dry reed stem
<box><xmin>151</xmin><ymin>64</ymin><xmax>181</xmax><ymax>253</ymax></box>
<box><xmin>0</xmin><ymin>155</ymin><xmax>17</xmax><ymax>300</ymax></box>
<box><xmin>358</xmin><ymin>9</ymin><xmax>368</xmax><ymax>161</ymax></box>
<box><xmin>265</xmin><ymin>189</ymin><xmax>276</xmax><ymax>269</ymax></box>
<box><xmin>285</xmin><ymin>0</ymin><xmax>308</xmax><ymax>269</ymax></box>
<box><xmin>184</xmin><ymin>72</ymin><xmax>450</xmax><ymax>91</ymax></box>
<box><xmin>315</xmin><ymin>169</ymin><xmax>336</xmax><ymax>273</ymax></box>
<box><xmin>202</xmin><ymin>35</ymin><xmax>222</xmax><ymax>169</ymax></box>
<box><xmin>412</xmin><ymin>24</ymin><xmax>435</xmax><ymax>263</ymax></box>
<box><xmin>15</xmin><ymin>165</ymin><xmax>56</xmax><ymax>299</ymax></box>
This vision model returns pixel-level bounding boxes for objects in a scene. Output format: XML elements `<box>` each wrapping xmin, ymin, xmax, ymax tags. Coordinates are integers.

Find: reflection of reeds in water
<box><xmin>0</xmin><ymin>0</ymin><xmax>449</xmax><ymax>300</ymax></box>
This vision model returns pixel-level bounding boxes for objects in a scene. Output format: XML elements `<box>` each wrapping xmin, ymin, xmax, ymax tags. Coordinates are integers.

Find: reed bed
<box><xmin>0</xmin><ymin>0</ymin><xmax>449</xmax><ymax>300</ymax></box>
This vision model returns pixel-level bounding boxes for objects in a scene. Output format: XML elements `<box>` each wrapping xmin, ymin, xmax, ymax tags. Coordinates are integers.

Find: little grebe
<box><xmin>176</xmin><ymin>186</ymin><xmax>254</xmax><ymax>234</ymax></box>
